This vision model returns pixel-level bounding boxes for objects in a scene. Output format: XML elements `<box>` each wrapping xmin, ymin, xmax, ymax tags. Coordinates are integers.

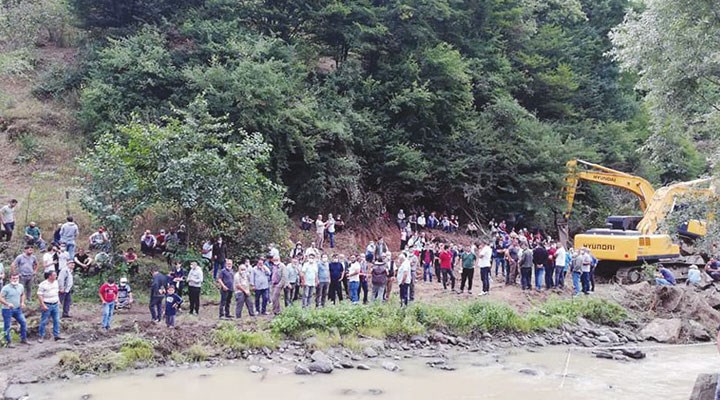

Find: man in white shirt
<box><xmin>396</xmin><ymin>254</ymin><xmax>412</xmax><ymax>306</ymax></box>
<box><xmin>347</xmin><ymin>255</ymin><xmax>361</xmax><ymax>304</ymax></box>
<box><xmin>315</xmin><ymin>215</ymin><xmax>326</xmax><ymax>249</ymax></box>
<box><xmin>37</xmin><ymin>270</ymin><xmax>63</xmax><ymax>342</ymax></box>
<box><xmin>301</xmin><ymin>254</ymin><xmax>319</xmax><ymax>308</ymax></box>
<box><xmin>0</xmin><ymin>199</ymin><xmax>18</xmax><ymax>242</ymax></box>
<box><xmin>477</xmin><ymin>240</ymin><xmax>493</xmax><ymax>295</ymax></box>
<box><xmin>554</xmin><ymin>244</ymin><xmax>567</xmax><ymax>289</ymax></box>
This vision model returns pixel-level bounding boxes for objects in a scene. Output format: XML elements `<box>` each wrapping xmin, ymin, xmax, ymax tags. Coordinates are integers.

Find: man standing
<box><xmin>59</xmin><ymin>216</ymin><xmax>79</xmax><ymax>260</ymax></box>
<box><xmin>270</xmin><ymin>256</ymin><xmax>288</xmax><ymax>315</ymax></box>
<box><xmin>385</xmin><ymin>252</ymin><xmax>396</xmax><ymax>301</ymax></box>
<box><xmin>477</xmin><ymin>240</ymin><xmax>492</xmax><ymax>295</ymax></box>
<box><xmin>212</xmin><ymin>236</ymin><xmax>227</xmax><ymax>281</ymax></box>
<box><xmin>217</xmin><ymin>260</ymin><xmax>235</xmax><ymax>319</ymax></box>
<box><xmin>370</xmin><ymin>259</ymin><xmax>388</xmax><ymax>302</ymax></box>
<box><xmin>234</xmin><ymin>261</ymin><xmax>255</xmax><ymax>318</ymax></box>
<box><xmin>519</xmin><ymin>243</ymin><xmax>534</xmax><ymax>290</ymax></box>
<box><xmin>397</xmin><ymin>254</ymin><xmax>411</xmax><ymax>307</ymax></box>
<box><xmin>0</xmin><ymin>199</ymin><xmax>18</xmax><ymax>242</ymax></box>
<box><xmin>316</xmin><ymin>254</ymin><xmax>331</xmax><ymax>308</ymax></box>
<box><xmin>251</xmin><ymin>259</ymin><xmax>271</xmax><ymax>315</ymax></box>
<box><xmin>532</xmin><ymin>243</ymin><xmax>548</xmax><ymax>291</ymax></box>
<box><xmin>285</xmin><ymin>257</ymin><xmax>300</xmax><ymax>306</ymax></box>
<box><xmin>186</xmin><ymin>261</ymin><xmax>203</xmax><ymax>315</ymax></box>
<box><xmin>439</xmin><ymin>245</ymin><xmax>456</xmax><ymax>291</ymax></box>
<box><xmin>11</xmin><ymin>246</ymin><xmax>38</xmax><ymax>302</ymax></box>
<box><xmin>554</xmin><ymin>243</ymin><xmax>567</xmax><ymax>289</ymax></box>
<box><xmin>0</xmin><ymin>272</ymin><xmax>30</xmax><ymax>347</ymax></box>
<box><xmin>57</xmin><ymin>261</ymin><xmax>74</xmax><ymax>318</ymax></box>
<box><xmin>37</xmin><ymin>270</ymin><xmax>63</xmax><ymax>342</ymax></box>
<box><xmin>580</xmin><ymin>248</ymin><xmax>592</xmax><ymax>295</ymax></box>
<box><xmin>328</xmin><ymin>254</ymin><xmax>344</xmax><ymax>304</ymax></box>
<box><xmin>505</xmin><ymin>240</ymin><xmax>520</xmax><ymax>285</ymax></box>
<box><xmin>571</xmin><ymin>249</ymin><xmax>583</xmax><ymax>296</ymax></box>
<box><xmin>347</xmin><ymin>255</ymin><xmax>361</xmax><ymax>304</ymax></box>
<box><xmin>315</xmin><ymin>214</ymin><xmax>325</xmax><ymax>249</ymax></box>
<box><xmin>459</xmin><ymin>246</ymin><xmax>476</xmax><ymax>294</ymax></box>
<box><xmin>301</xmin><ymin>254</ymin><xmax>318</xmax><ymax>308</ymax></box>
<box><xmin>545</xmin><ymin>243</ymin><xmax>557</xmax><ymax>290</ymax></box>
<box><xmin>117</xmin><ymin>277</ymin><xmax>133</xmax><ymax>309</ymax></box>
<box><xmin>326</xmin><ymin>214</ymin><xmax>336</xmax><ymax>249</ymax></box>
<box><xmin>98</xmin><ymin>277</ymin><xmax>118</xmax><ymax>331</ymax></box>
<box><xmin>149</xmin><ymin>268</ymin><xmax>167</xmax><ymax>323</ymax></box>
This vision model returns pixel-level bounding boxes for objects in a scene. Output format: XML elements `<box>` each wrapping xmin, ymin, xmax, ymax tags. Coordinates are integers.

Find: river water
<box><xmin>28</xmin><ymin>344</ymin><xmax>717</xmax><ymax>400</ymax></box>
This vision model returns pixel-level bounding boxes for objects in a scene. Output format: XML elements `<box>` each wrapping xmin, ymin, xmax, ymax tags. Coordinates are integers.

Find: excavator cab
<box><xmin>604</xmin><ymin>216</ymin><xmax>643</xmax><ymax>231</ymax></box>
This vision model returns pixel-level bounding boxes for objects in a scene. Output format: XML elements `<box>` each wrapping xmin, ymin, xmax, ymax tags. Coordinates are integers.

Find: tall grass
<box><xmin>271</xmin><ymin>297</ymin><xmax>627</xmax><ymax>339</ymax></box>
<box><xmin>212</xmin><ymin>322</ymin><xmax>279</xmax><ymax>351</ymax></box>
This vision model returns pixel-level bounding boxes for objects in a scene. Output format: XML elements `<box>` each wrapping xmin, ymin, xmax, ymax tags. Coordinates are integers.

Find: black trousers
<box><xmin>219</xmin><ymin>290</ymin><xmax>232</xmax><ymax>317</ymax></box>
<box><xmin>329</xmin><ymin>280</ymin><xmax>343</xmax><ymax>303</ymax></box>
<box><xmin>149</xmin><ymin>296</ymin><xmax>163</xmax><ymax>321</ymax></box>
<box><xmin>188</xmin><ymin>286</ymin><xmax>201</xmax><ymax>314</ymax></box>
<box><xmin>435</xmin><ymin>264</ymin><xmax>441</xmax><ymax>283</ymax></box>
<box><xmin>360</xmin><ymin>279</ymin><xmax>369</xmax><ymax>304</ymax></box>
<box><xmin>480</xmin><ymin>267</ymin><xmax>491</xmax><ymax>293</ymax></box>
<box><xmin>545</xmin><ymin>265</ymin><xmax>555</xmax><ymax>289</ymax></box>
<box><xmin>460</xmin><ymin>268</ymin><xmax>474</xmax><ymax>291</ymax></box>
<box><xmin>441</xmin><ymin>269</ymin><xmax>455</xmax><ymax>290</ymax></box>
<box><xmin>520</xmin><ymin>268</ymin><xmax>532</xmax><ymax>290</ymax></box>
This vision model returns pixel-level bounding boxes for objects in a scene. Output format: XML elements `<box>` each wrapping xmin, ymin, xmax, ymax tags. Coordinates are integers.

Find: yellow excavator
<box><xmin>559</xmin><ymin>159</ymin><xmax>713</xmax><ymax>283</ymax></box>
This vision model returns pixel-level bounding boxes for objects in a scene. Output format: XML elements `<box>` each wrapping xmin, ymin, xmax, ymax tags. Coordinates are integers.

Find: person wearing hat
<box><xmin>58</xmin><ymin>260</ymin><xmax>74</xmax><ymax>318</ymax></box>
<box><xmin>687</xmin><ymin>265</ymin><xmax>701</xmax><ymax>286</ymax></box>
<box><xmin>116</xmin><ymin>277</ymin><xmax>133</xmax><ymax>309</ymax></box>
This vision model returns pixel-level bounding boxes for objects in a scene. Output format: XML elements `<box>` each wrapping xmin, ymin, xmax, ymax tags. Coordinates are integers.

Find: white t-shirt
<box><xmin>58</xmin><ymin>251</ymin><xmax>70</xmax><ymax>271</ymax></box>
<box><xmin>478</xmin><ymin>245</ymin><xmax>492</xmax><ymax>268</ymax></box>
<box><xmin>555</xmin><ymin>247</ymin><xmax>567</xmax><ymax>267</ymax></box>
<box><xmin>0</xmin><ymin>205</ymin><xmax>14</xmax><ymax>223</ymax></box>
<box><xmin>316</xmin><ymin>219</ymin><xmax>325</xmax><ymax>234</ymax></box>
<box><xmin>302</xmin><ymin>262</ymin><xmax>318</xmax><ymax>286</ymax></box>
<box><xmin>304</xmin><ymin>247</ymin><xmax>319</xmax><ymax>257</ymax></box>
<box><xmin>417</xmin><ymin>216</ymin><xmax>426</xmax><ymax>227</ymax></box>
<box><xmin>397</xmin><ymin>260</ymin><xmax>412</xmax><ymax>284</ymax></box>
<box><xmin>202</xmin><ymin>242</ymin><xmax>213</xmax><ymax>260</ymax></box>
<box><xmin>326</xmin><ymin>218</ymin><xmax>335</xmax><ymax>233</ymax></box>
<box><xmin>348</xmin><ymin>262</ymin><xmax>361</xmax><ymax>282</ymax></box>
<box><xmin>38</xmin><ymin>279</ymin><xmax>60</xmax><ymax>303</ymax></box>
<box><xmin>43</xmin><ymin>252</ymin><xmax>55</xmax><ymax>273</ymax></box>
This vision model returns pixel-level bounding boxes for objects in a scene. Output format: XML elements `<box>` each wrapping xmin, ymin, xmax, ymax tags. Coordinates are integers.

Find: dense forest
<box><xmin>1</xmin><ymin>0</ymin><xmax>717</xmax><ymax>251</ymax></box>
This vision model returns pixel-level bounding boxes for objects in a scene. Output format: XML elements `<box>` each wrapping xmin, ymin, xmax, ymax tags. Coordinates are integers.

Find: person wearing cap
<box><xmin>687</xmin><ymin>265</ymin><xmax>701</xmax><ymax>286</ymax></box>
<box><xmin>116</xmin><ymin>277</ymin><xmax>133</xmax><ymax>309</ymax></box>
<box><xmin>57</xmin><ymin>261</ymin><xmax>74</xmax><ymax>318</ymax></box>
<box><xmin>24</xmin><ymin>222</ymin><xmax>46</xmax><ymax>251</ymax></box>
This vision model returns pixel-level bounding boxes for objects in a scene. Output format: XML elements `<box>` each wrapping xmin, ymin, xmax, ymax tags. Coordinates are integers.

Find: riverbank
<box><xmin>1</xmin><ymin>282</ymin><xmax>717</xmax><ymax>399</ymax></box>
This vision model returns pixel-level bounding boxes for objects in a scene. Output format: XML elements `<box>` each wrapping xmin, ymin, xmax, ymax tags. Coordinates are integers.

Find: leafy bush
<box><xmin>12</xmin><ymin>134</ymin><xmax>45</xmax><ymax>165</ymax></box>
<box><xmin>185</xmin><ymin>344</ymin><xmax>210</xmax><ymax>362</ymax></box>
<box><xmin>119</xmin><ymin>336</ymin><xmax>155</xmax><ymax>364</ymax></box>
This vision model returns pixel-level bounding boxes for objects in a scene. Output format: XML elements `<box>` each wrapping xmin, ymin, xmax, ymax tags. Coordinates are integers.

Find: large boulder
<box><xmin>308</xmin><ymin>361</ymin><xmax>334</xmax><ymax>374</ymax></box>
<box><xmin>690</xmin><ymin>374</ymin><xmax>717</xmax><ymax>400</ymax></box>
<box><xmin>640</xmin><ymin>318</ymin><xmax>682</xmax><ymax>343</ymax></box>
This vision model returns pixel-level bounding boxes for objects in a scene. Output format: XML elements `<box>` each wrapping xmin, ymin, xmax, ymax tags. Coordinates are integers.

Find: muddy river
<box><xmin>28</xmin><ymin>345</ymin><xmax>717</xmax><ymax>400</ymax></box>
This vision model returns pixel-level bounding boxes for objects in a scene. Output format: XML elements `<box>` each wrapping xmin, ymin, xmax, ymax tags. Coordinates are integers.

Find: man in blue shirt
<box><xmin>655</xmin><ymin>266</ymin><xmax>676</xmax><ymax>286</ymax></box>
<box><xmin>0</xmin><ymin>272</ymin><xmax>29</xmax><ymax>347</ymax></box>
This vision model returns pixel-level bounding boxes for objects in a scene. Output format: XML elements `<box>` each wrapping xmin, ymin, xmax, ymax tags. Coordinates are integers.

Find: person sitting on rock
<box><xmin>655</xmin><ymin>266</ymin><xmax>676</xmax><ymax>286</ymax></box>
<box><xmin>687</xmin><ymin>265</ymin><xmax>702</xmax><ymax>286</ymax></box>
<box><xmin>705</xmin><ymin>258</ymin><xmax>720</xmax><ymax>282</ymax></box>
<box><xmin>24</xmin><ymin>222</ymin><xmax>47</xmax><ymax>251</ymax></box>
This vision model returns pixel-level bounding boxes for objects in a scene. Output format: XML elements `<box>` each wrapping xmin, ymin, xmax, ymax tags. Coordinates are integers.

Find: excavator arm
<box><xmin>635</xmin><ymin>178</ymin><xmax>715</xmax><ymax>235</ymax></box>
<box><xmin>562</xmin><ymin>159</ymin><xmax>655</xmax><ymax>220</ymax></box>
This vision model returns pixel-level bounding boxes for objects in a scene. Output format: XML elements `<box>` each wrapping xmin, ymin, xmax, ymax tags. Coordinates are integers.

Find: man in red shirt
<box><xmin>99</xmin><ymin>277</ymin><xmax>119</xmax><ymax>331</ymax></box>
<box><xmin>439</xmin><ymin>245</ymin><xmax>456</xmax><ymax>291</ymax></box>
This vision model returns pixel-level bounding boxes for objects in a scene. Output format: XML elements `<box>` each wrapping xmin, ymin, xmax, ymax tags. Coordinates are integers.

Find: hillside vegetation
<box><xmin>0</xmin><ymin>0</ymin><xmax>717</xmax><ymax>255</ymax></box>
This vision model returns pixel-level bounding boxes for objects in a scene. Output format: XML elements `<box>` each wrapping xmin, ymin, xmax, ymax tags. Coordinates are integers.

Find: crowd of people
<box><xmin>3</xmin><ymin>201</ymin><xmax>717</xmax><ymax>349</ymax></box>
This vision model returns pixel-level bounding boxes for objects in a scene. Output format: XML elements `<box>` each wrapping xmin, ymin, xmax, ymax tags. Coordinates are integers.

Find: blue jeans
<box><xmin>349</xmin><ymin>281</ymin><xmax>360</xmax><ymax>303</ymax></box>
<box><xmin>423</xmin><ymin>263</ymin><xmax>433</xmax><ymax>281</ymax></box>
<box><xmin>494</xmin><ymin>257</ymin><xmax>505</xmax><ymax>276</ymax></box>
<box><xmin>102</xmin><ymin>301</ymin><xmax>115</xmax><ymax>329</ymax></box>
<box><xmin>655</xmin><ymin>278</ymin><xmax>672</xmax><ymax>286</ymax></box>
<box><xmin>572</xmin><ymin>271</ymin><xmax>582</xmax><ymax>295</ymax></box>
<box><xmin>39</xmin><ymin>302</ymin><xmax>60</xmax><ymax>339</ymax></box>
<box><xmin>328</xmin><ymin>232</ymin><xmax>335</xmax><ymax>248</ymax></box>
<box><xmin>581</xmin><ymin>271</ymin><xmax>591</xmax><ymax>294</ymax></box>
<box><xmin>2</xmin><ymin>308</ymin><xmax>27</xmax><ymax>343</ymax></box>
<box><xmin>255</xmin><ymin>288</ymin><xmax>269</xmax><ymax>314</ymax></box>
<box><xmin>534</xmin><ymin>267</ymin><xmax>545</xmax><ymax>290</ymax></box>
<box><xmin>2</xmin><ymin>222</ymin><xmax>14</xmax><ymax>241</ymax></box>
<box><xmin>213</xmin><ymin>259</ymin><xmax>225</xmax><ymax>280</ymax></box>
<box><xmin>65</xmin><ymin>242</ymin><xmax>76</xmax><ymax>260</ymax></box>
<box><xmin>555</xmin><ymin>267</ymin><xmax>566</xmax><ymax>288</ymax></box>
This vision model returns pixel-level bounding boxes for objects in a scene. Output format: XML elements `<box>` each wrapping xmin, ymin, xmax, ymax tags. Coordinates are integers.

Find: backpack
<box><xmin>371</xmin><ymin>264</ymin><xmax>387</xmax><ymax>285</ymax></box>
